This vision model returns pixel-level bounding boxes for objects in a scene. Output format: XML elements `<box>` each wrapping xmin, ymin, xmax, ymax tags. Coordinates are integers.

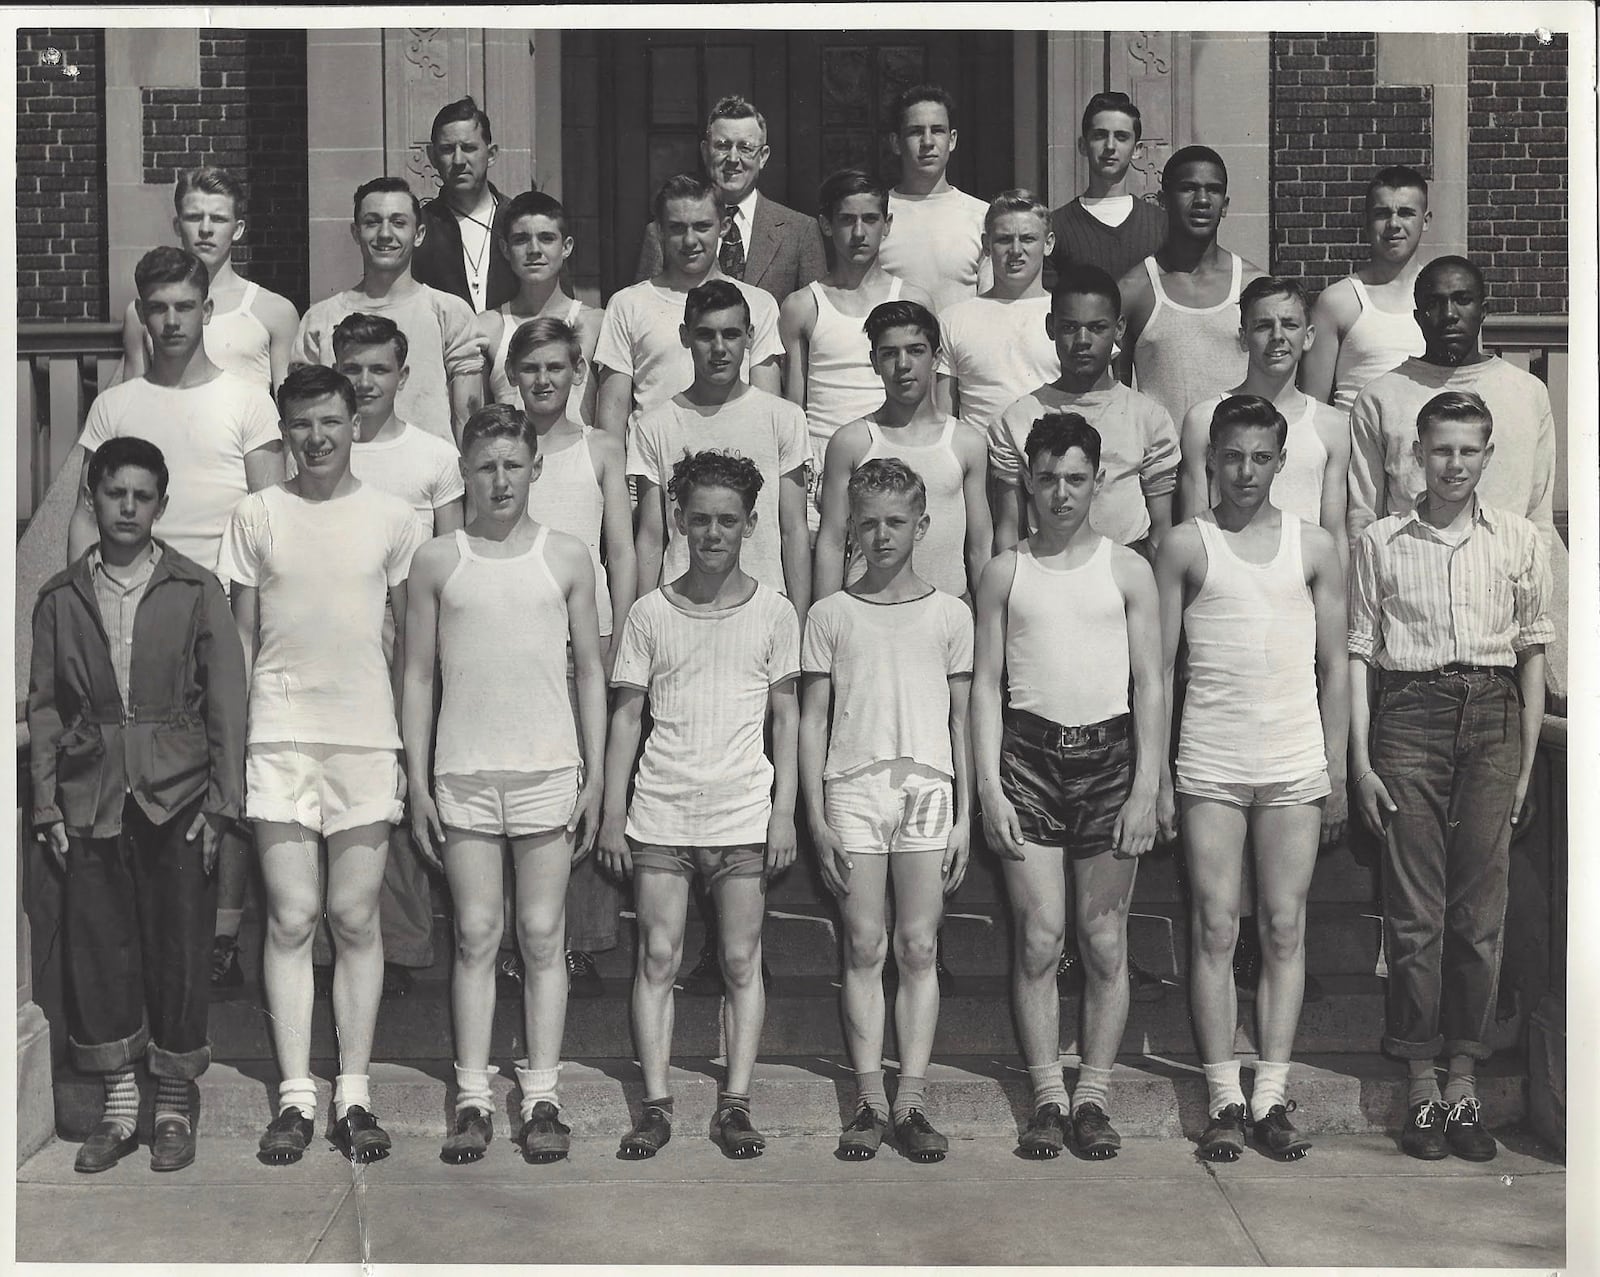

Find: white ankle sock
<box><xmin>1071</xmin><ymin>1064</ymin><xmax>1114</xmax><ymax>1117</ymax></box>
<box><xmin>514</xmin><ymin>1059</ymin><xmax>561</xmax><ymax>1123</ymax></box>
<box><xmin>333</xmin><ymin>1073</ymin><xmax>371</xmax><ymax>1121</ymax></box>
<box><xmin>1203</xmin><ymin>1060</ymin><xmax>1246</xmax><ymax>1117</ymax></box>
<box><xmin>1251</xmin><ymin>1060</ymin><xmax>1291</xmax><ymax>1119</ymax></box>
<box><xmin>278</xmin><ymin>1077</ymin><xmax>319</xmax><ymax>1121</ymax></box>
<box><xmin>454</xmin><ymin>1063</ymin><xmax>497</xmax><ymax>1117</ymax></box>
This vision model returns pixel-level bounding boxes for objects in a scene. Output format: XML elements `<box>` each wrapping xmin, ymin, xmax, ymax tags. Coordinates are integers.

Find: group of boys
<box><xmin>30</xmin><ymin>81</ymin><xmax>1555</xmax><ymax>1175</ymax></box>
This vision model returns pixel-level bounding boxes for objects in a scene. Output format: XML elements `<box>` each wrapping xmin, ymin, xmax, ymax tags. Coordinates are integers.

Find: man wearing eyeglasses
<box><xmin>635</xmin><ymin>95</ymin><xmax>828</xmax><ymax>305</ymax></box>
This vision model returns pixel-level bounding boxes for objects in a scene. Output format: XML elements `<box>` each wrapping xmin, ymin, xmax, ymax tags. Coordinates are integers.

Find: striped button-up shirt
<box><xmin>1348</xmin><ymin>497</ymin><xmax>1553</xmax><ymax>671</ymax></box>
<box><xmin>90</xmin><ymin>543</ymin><xmax>163</xmax><ymax>711</ymax></box>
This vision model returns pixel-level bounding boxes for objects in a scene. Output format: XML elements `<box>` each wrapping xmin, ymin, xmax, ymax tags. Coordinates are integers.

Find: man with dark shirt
<box><xmin>412</xmin><ymin>97</ymin><xmax>518</xmax><ymax>312</ymax></box>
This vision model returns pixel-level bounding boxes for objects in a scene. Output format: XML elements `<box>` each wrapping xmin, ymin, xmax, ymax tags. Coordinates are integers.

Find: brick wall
<box><xmin>1269</xmin><ymin>34</ymin><xmax>1433</xmax><ymax>299</ymax></box>
<box><xmin>1467</xmin><ymin>33</ymin><xmax>1567</xmax><ymax>314</ymax></box>
<box><xmin>16</xmin><ymin>29</ymin><xmax>106</xmax><ymax>321</ymax></box>
<box><xmin>141</xmin><ymin>30</ymin><xmax>309</xmax><ymax>309</ymax></box>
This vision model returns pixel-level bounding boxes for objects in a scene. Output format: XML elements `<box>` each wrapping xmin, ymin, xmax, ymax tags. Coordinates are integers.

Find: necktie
<box><xmin>720</xmin><ymin>214</ymin><xmax>747</xmax><ymax>280</ymax></box>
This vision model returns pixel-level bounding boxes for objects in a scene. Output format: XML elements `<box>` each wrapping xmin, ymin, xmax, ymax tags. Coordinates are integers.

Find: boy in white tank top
<box><xmin>972</xmin><ymin>414</ymin><xmax>1165</xmax><ymax>1161</ymax></box>
<box><xmin>815</xmin><ymin>300</ymin><xmax>991</xmax><ymax>604</ymax></box>
<box><xmin>1300</xmin><ymin>167</ymin><xmax>1430</xmax><ymax>410</ymax></box>
<box><xmin>218</xmin><ymin>367</ymin><xmax>428</xmax><ymax>1168</ymax></box>
<box><xmin>509</xmin><ymin>316</ymin><xmax>636</xmax><ymax>990</ymax></box>
<box><xmin>800</xmin><ymin>459</ymin><xmax>975</xmax><ymax>1162</ymax></box>
<box><xmin>481</xmin><ymin>192</ymin><xmax>602</xmax><ymax>424</ymax></box>
<box><xmin>403</xmin><ymin>405</ymin><xmax>607</xmax><ymax>1166</ymax></box>
<box><xmin>1116</xmin><ymin>147</ymin><xmax>1266</xmax><ymax>428</ymax></box>
<box><xmin>1180</xmin><ymin>277</ymin><xmax>1350</xmax><ymax>567</ymax></box>
<box><xmin>1156</xmin><ymin>395</ymin><xmax>1348</xmax><ymax>1163</ymax></box>
<box><xmin>941</xmin><ymin>190</ymin><xmax>1060</xmax><ymax>441</ymax></box>
<box><xmin>779</xmin><ymin>169</ymin><xmax>934</xmax><ymax>528</ymax></box>
<box><xmin>117</xmin><ymin>167</ymin><xmax>299</xmax><ymax>393</ymax></box>
<box><xmin>599</xmin><ymin>451</ymin><xmax>802</xmax><ymax>1161</ymax></box>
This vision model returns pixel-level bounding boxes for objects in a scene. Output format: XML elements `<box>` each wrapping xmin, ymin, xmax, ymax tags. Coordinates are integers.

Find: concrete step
<box><xmin>198</xmin><ymin>971</ymin><xmax>1389</xmax><ymax>1062</ymax></box>
<box><xmin>51</xmin><ymin>1052</ymin><xmax>1527</xmax><ymax>1143</ymax></box>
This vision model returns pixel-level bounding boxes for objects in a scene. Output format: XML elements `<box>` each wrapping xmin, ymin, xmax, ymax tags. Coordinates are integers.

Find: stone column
<box><xmin>305</xmin><ymin>29</ymin><xmax>385</xmax><ymax>301</ymax></box>
<box><xmin>1378</xmin><ymin>34</ymin><xmax>1469</xmax><ymax>261</ymax></box>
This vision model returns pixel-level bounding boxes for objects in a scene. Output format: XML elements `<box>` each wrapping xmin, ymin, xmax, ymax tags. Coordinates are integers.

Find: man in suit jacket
<box><xmin>413</xmin><ymin>97</ymin><xmax>520</xmax><ymax>312</ymax></box>
<box><xmin>635</xmin><ymin>95</ymin><xmax>827</xmax><ymax>305</ymax></box>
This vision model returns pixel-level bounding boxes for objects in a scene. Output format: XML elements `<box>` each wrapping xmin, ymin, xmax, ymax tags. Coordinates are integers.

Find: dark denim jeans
<box><xmin>65</xmin><ymin>797</ymin><xmax>216</xmax><ymax>1077</ymax></box>
<box><xmin>1372</xmin><ymin>668</ymin><xmax>1521</xmax><ymax>1061</ymax></box>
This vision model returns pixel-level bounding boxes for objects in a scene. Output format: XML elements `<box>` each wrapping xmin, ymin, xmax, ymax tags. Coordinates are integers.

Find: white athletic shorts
<box><xmin>824</xmin><ymin>759</ymin><xmax>953</xmax><ymax>856</ymax></box>
<box><xmin>435</xmin><ymin>766</ymin><xmax>581</xmax><ymax>838</ymax></box>
<box><xmin>246</xmin><ymin>742</ymin><xmax>406</xmax><ymax>835</ymax></box>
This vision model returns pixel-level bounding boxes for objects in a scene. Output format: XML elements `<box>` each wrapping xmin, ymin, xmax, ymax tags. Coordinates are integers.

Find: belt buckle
<box><xmin>1055</xmin><ymin>723</ymin><xmax>1089</xmax><ymax>751</ymax></box>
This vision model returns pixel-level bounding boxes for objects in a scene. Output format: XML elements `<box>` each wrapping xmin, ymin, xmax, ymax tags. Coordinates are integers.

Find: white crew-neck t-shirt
<box><xmin>876</xmin><ymin>188</ymin><xmax>993</xmax><ymax>314</ymax></box>
<box><xmin>802</xmin><ymin>588</ymin><xmax>973</xmax><ymax>780</ymax></box>
<box><xmin>77</xmin><ymin>371</ymin><xmax>282</xmax><ymax>576</ymax></box>
<box><xmin>627</xmin><ymin>387</ymin><xmax>809</xmax><ymax>594</ymax></box>
<box><xmin>350</xmin><ymin>421</ymin><xmax>465</xmax><ymax>541</ymax></box>
<box><xmin>612</xmin><ymin>583</ymin><xmax>801</xmax><ymax>846</ymax></box>
<box><xmin>218</xmin><ymin>482</ymin><xmax>427</xmax><ymax>749</ymax></box>
<box><xmin>940</xmin><ymin>295</ymin><xmax>1060</xmax><ymax>438</ymax></box>
<box><xmin>593</xmin><ymin>279</ymin><xmax>783</xmax><ymax>418</ymax></box>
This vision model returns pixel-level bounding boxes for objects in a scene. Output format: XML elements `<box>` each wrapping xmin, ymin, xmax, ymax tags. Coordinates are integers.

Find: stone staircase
<box><xmin>52</xmin><ymin>841</ymin><xmax>1529</xmax><ymax>1142</ymax></box>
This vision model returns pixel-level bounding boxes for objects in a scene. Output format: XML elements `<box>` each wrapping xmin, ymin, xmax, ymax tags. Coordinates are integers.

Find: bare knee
<box><xmin>1257</xmin><ymin>907</ymin><xmax>1305</xmax><ymax>965</ymax></box>
<box><xmin>453</xmin><ymin>905</ymin><xmax>503</xmax><ymax>967</ymax></box>
<box><xmin>719</xmin><ymin>936</ymin><xmax>762</xmax><ymax>990</ymax></box>
<box><xmin>1194</xmin><ymin>903</ymin><xmax>1240</xmax><ymax>960</ymax></box>
<box><xmin>1078</xmin><ymin>921</ymin><xmax>1128</xmax><ymax>982</ymax></box>
<box><xmin>327</xmin><ymin>896</ymin><xmax>379</xmax><ymax>948</ymax></box>
<box><xmin>516</xmin><ymin>911</ymin><xmax>564</xmax><ymax>971</ymax></box>
<box><xmin>893</xmin><ymin>926</ymin><xmax>938</xmax><ymax>976</ymax></box>
<box><xmin>266</xmin><ymin>898</ymin><xmax>320</xmax><ymax>950</ymax></box>
<box><xmin>1017</xmin><ymin>914</ymin><xmax>1067</xmax><ymax>980</ymax></box>
<box><xmin>843</xmin><ymin>919</ymin><xmax>889</xmax><ymax>973</ymax></box>
<box><xmin>637</xmin><ymin>928</ymin><xmax>683</xmax><ymax>986</ymax></box>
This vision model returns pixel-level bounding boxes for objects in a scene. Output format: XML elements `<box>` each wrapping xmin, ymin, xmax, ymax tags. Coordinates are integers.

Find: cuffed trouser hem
<box><xmin>1441</xmin><ymin>1038</ymin><xmax>1492</xmax><ymax>1062</ymax></box>
<box><xmin>148</xmin><ymin>1039</ymin><xmax>212</xmax><ymax>1080</ymax></box>
<box><xmin>71</xmin><ymin>1023</ymin><xmax>150</xmax><ymax>1074</ymax></box>
<box><xmin>1382</xmin><ymin>1034</ymin><xmax>1447</xmax><ymax>1061</ymax></box>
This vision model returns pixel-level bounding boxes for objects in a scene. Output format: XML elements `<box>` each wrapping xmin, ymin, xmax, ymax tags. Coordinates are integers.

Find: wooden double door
<box><xmin>593</xmin><ymin>30</ymin><xmax>1016</xmax><ymax>297</ymax></box>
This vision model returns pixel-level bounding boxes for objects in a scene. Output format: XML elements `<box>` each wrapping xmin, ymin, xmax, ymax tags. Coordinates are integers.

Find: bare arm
<box><xmin>577</xmin><ymin>311</ymin><xmax>603</xmax><ymax>428</ymax></box>
<box><xmin>1154</xmin><ymin>524</ymin><xmax>1199</xmax><ymax>834</ymax></box>
<box><xmin>230</xmin><ymin>583</ymin><xmax>261</xmax><ymax>685</ymax></box>
<box><xmin>778</xmin><ymin>290</ymin><xmax>815</xmax><ymax>409</ymax></box>
<box><xmin>243</xmin><ymin>441</ymin><xmax>286</xmax><ymax>493</ymax></box>
<box><xmin>1177</xmin><ymin>405</ymin><xmax>1213</xmax><ymax>524</ymax></box>
<box><xmin>597</xmin><ymin>687</ymin><xmax>645</xmax><ymax>878</ymax></box>
<box><xmin>258</xmin><ymin>291</ymin><xmax>302</xmax><ymax>395</ymax></box>
<box><xmin>594</xmin><ymin>432</ymin><xmax>638</xmax><ymax>646</ymax></box>
<box><xmin>765</xmin><ymin>677</ymin><xmax>801</xmax><ymax>878</ymax></box>
<box><xmin>798</xmin><ymin>672</ymin><xmax>832</xmax><ymax>837</ymax></box>
<box><xmin>432</xmin><ymin>498</ymin><xmax>465</xmax><ymax>536</ymax></box>
<box><xmin>561</xmin><ymin>540</ymin><xmax>608</xmax><ymax>856</ymax></box>
<box><xmin>1144</xmin><ymin>493</ymin><xmax>1174</xmax><ymax>557</ymax></box>
<box><xmin>944</xmin><ymin>671</ymin><xmax>974</xmax><ymax>891</ymax></box>
<box><xmin>596</xmin><ymin>367</ymin><xmax>634</xmax><ymax>438</ymax></box>
<box><xmin>1114</xmin><ymin>551</ymin><xmax>1165</xmax><ymax>856</ymax></box>
<box><xmin>1114</xmin><ymin>266</ymin><xmax>1154</xmax><ymax>386</ymax></box>
<box><xmin>778</xmin><ymin>467</ymin><xmax>812</xmax><ymax>622</ymax></box>
<box><xmin>116</xmin><ymin>299</ymin><xmax>147</xmax><ymax>387</ymax></box>
<box><xmin>1512</xmin><ymin>647</ymin><xmax>1547</xmax><ymax>826</ymax></box>
<box><xmin>1316</xmin><ymin>408</ymin><xmax>1352</xmax><ymax>576</ymax></box>
<box><xmin>958</xmin><ymin>430</ymin><xmax>994</xmax><ymax>598</ymax></box>
<box><xmin>1299</xmin><ymin>280</ymin><xmax>1355</xmax><ymax>405</ymax></box>
<box><xmin>387</xmin><ymin>580</ymin><xmax>409</xmax><ymax>722</ymax></box>
<box><xmin>449</xmin><ymin>372</ymin><xmax>481</xmax><ymax>447</ymax></box>
<box><xmin>65</xmin><ymin>449</ymin><xmax>96</xmax><ymax>562</ymax></box>
<box><xmin>971</xmin><ymin>552</ymin><xmax>1024</xmax><ymax>858</ymax></box>
<box><xmin>1306</xmin><ymin>528</ymin><xmax>1351</xmax><ymax>842</ymax></box>
<box><xmin>750</xmin><ymin>357</ymin><xmax>782</xmax><ymax>397</ymax></box>
<box><xmin>812</xmin><ymin>425</ymin><xmax>861</xmax><ymax>601</ymax></box>
<box><xmin>634</xmin><ymin>477</ymin><xmax>666</xmax><ymax>596</ymax></box>
<box><xmin>989</xmin><ymin>472</ymin><xmax>1022</xmax><ymax>554</ymax></box>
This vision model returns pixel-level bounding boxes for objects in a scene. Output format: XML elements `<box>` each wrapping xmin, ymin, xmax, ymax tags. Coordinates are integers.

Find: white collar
<box><xmin>729</xmin><ymin>188</ymin><xmax>759</xmax><ymax>228</ymax></box>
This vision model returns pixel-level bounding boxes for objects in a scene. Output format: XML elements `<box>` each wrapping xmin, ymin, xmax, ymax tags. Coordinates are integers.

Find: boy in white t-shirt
<box><xmin>942</xmin><ymin>190</ymin><xmax>1061</xmax><ymax>440</ymax></box>
<box><xmin>595</xmin><ymin>174</ymin><xmax>783</xmax><ymax>437</ymax></box>
<box><xmin>116</xmin><ymin>166</ymin><xmax>300</xmax><ymax>392</ymax></box>
<box><xmin>631</xmin><ymin>278</ymin><xmax>812</xmax><ymax>613</ymax></box>
<box><xmin>403</xmin><ymin>405</ymin><xmax>607</xmax><ymax>1166</ymax></box>
<box><xmin>815</xmin><ymin>300</ymin><xmax>991</xmax><ymax>603</ymax></box>
<box><xmin>219</xmin><ymin>366</ymin><xmax>428</xmax><ymax>1168</ymax></box>
<box><xmin>599</xmin><ymin>450</ymin><xmax>801</xmax><ymax>1160</ymax></box>
<box><xmin>68</xmin><ymin>246</ymin><xmax>285</xmax><ymax>571</ymax></box>
<box><xmin>481</xmin><ymin>191</ymin><xmax>602</xmax><ymax>423</ymax></box>
<box><xmin>293</xmin><ymin>177</ymin><xmax>485</xmax><ymax>443</ymax></box>
<box><xmin>800</xmin><ymin>458</ymin><xmax>974</xmax><ymax>1162</ymax></box>
<box><xmin>874</xmin><ymin>84</ymin><xmax>993</xmax><ymax>314</ymax></box>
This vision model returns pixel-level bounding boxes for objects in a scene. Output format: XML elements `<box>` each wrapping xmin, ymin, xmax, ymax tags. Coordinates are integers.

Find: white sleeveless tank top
<box><xmin>434</xmin><ymin>525</ymin><xmax>581</xmax><ymax>776</ymax></box>
<box><xmin>489</xmin><ymin>298</ymin><xmax>587</xmax><ymax>418</ymax></box>
<box><xmin>1331</xmin><ymin>277</ymin><xmax>1425</xmax><ymax>411</ymax></box>
<box><xmin>1133</xmin><ymin>253</ymin><xmax>1247</xmax><ymax>427</ymax></box>
<box><xmin>1177</xmin><ymin>513</ymin><xmax>1325</xmax><ymax>784</ymax></box>
<box><xmin>1194</xmin><ymin>393</ymin><xmax>1328</xmax><ymax>526</ymax></box>
<box><xmin>202</xmin><ymin>281</ymin><xmax>272</xmax><ymax>389</ymax></box>
<box><xmin>527</xmin><ymin>427</ymin><xmax>612</xmax><ymax>636</ymax></box>
<box><xmin>851</xmin><ymin>418</ymin><xmax>969</xmax><ymax>597</ymax></box>
<box><xmin>804</xmin><ymin>276</ymin><xmax>904</xmax><ymax>469</ymax></box>
<box><xmin>1005</xmin><ymin>538</ymin><xmax>1128</xmax><ymax>727</ymax></box>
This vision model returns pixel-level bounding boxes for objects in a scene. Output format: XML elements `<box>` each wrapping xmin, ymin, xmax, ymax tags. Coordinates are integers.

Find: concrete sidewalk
<box><xmin>17</xmin><ymin>1129</ymin><xmax>1565</xmax><ymax>1267</ymax></box>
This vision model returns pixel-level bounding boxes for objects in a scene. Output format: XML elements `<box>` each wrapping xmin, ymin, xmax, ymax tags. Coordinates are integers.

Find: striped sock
<box><xmin>102</xmin><ymin>1067</ymin><xmax>140</xmax><ymax>1139</ymax></box>
<box><xmin>892</xmin><ymin>1075</ymin><xmax>928</xmax><ymax>1124</ymax></box>
<box><xmin>154</xmin><ymin>1076</ymin><xmax>191</xmax><ymax>1131</ymax></box>
<box><xmin>1071</xmin><ymin>1063</ymin><xmax>1114</xmax><ymax>1117</ymax></box>
<box><xmin>1250</xmin><ymin>1060</ymin><xmax>1291</xmax><ymax>1120</ymax></box>
<box><xmin>1028</xmin><ymin>1062</ymin><xmax>1069</xmax><ymax>1112</ymax></box>
<box><xmin>1203</xmin><ymin>1060</ymin><xmax>1247</xmax><ymax>1117</ymax></box>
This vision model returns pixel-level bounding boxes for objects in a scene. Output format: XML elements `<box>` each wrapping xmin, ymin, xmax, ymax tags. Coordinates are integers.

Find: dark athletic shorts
<box><xmin>999</xmin><ymin>707</ymin><xmax>1133</xmax><ymax>858</ymax></box>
